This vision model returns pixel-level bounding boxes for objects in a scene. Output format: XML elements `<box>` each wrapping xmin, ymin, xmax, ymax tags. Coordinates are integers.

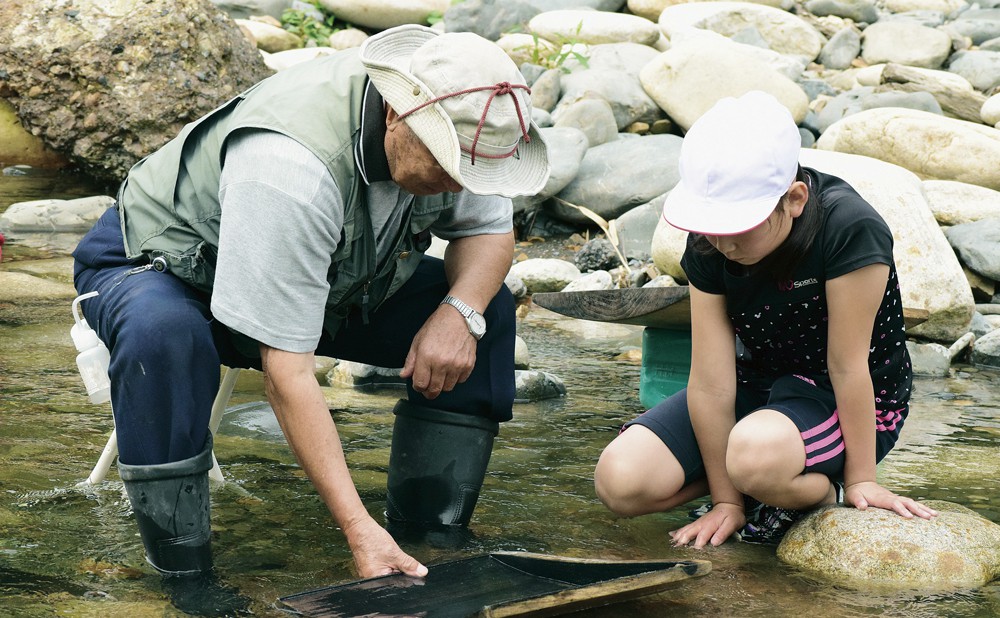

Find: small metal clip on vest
<box><xmin>151</xmin><ymin>256</ymin><xmax>168</xmax><ymax>272</ymax></box>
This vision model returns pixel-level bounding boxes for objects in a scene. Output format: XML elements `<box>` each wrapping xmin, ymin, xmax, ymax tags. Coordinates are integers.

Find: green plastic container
<box><xmin>639</xmin><ymin>327</ymin><xmax>692</xmax><ymax>408</ymax></box>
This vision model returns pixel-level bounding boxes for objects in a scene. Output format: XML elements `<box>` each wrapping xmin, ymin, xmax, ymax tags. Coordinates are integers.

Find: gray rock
<box><xmin>551</xmin><ymin>135</ymin><xmax>682</xmax><ymax>225</ymax></box>
<box><xmin>946</xmin><ymin>50</ymin><xmax>1000</xmax><ymax>93</ymax></box>
<box><xmin>562</xmin><ymin>269</ymin><xmax>615</xmax><ymax>291</ymax></box>
<box><xmin>818</xmin><ymin>26</ymin><xmax>862</xmax><ymax>70</ymax></box>
<box><xmin>443</xmin><ymin>0</ymin><xmax>540</xmax><ymax>41</ymax></box>
<box><xmin>532</xmin><ymin>126</ymin><xmax>590</xmax><ymax>201</ymax></box>
<box><xmin>0</xmin><ymin>0</ymin><xmax>273</xmax><ymax>185</ymax></box>
<box><xmin>778</xmin><ymin>500</ymin><xmax>1000</xmax><ymax>588</ymax></box>
<box><xmin>553</xmin><ymin>99</ymin><xmax>619</xmax><ymax>148</ymax></box>
<box><xmin>968</xmin><ymin>311</ymin><xmax>996</xmax><ymax>338</ymax></box>
<box><xmin>972</xmin><ymin>321</ymin><xmax>1000</xmax><ymax>367</ymax></box>
<box><xmin>574</xmin><ymin>238</ymin><xmax>620</xmax><ymax>272</ymax></box>
<box><xmin>513</xmin><ymin>369</ymin><xmax>567</xmax><ymax>402</ymax></box>
<box><xmin>805</xmin><ymin>0</ymin><xmax>879</xmax><ymax>24</ymax></box>
<box><xmin>522</xmin><ymin>0</ymin><xmax>625</xmax><ymax>10</ymax></box>
<box><xmin>530</xmin><ymin>69</ymin><xmax>562</xmax><ymax>113</ymax></box>
<box><xmin>816</xmin><ymin>87</ymin><xmax>876</xmax><ymax>133</ymax></box>
<box><xmin>982</xmin><ymin>36</ymin><xmax>1000</xmax><ymax>51</ymax></box>
<box><xmin>948</xmin><ymin>9</ymin><xmax>1000</xmax><ymax>45</ymax></box>
<box><xmin>864</xmin><ymin>90</ymin><xmax>943</xmax><ymax>115</ymax></box>
<box><xmin>211</xmin><ymin>0</ymin><xmax>292</xmax><ymax>20</ymax></box>
<box><xmin>944</xmin><ymin>218</ymin><xmax>1000</xmax><ymax>280</ymax></box>
<box><xmin>880</xmin><ymin>10</ymin><xmax>947</xmax><ymax>27</ymax></box>
<box><xmin>612</xmin><ymin>197</ymin><xmax>664</xmax><ymax>262</ymax></box>
<box><xmin>797</xmin><ymin>78</ymin><xmax>840</xmax><ymax>102</ymax></box>
<box><xmin>556</xmin><ymin>43</ymin><xmax>665</xmax><ymax>130</ymax></box>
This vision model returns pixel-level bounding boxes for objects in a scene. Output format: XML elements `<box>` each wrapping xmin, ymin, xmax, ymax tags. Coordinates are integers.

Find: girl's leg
<box><xmin>725</xmin><ymin>375</ymin><xmax>845</xmax><ymax>510</ymax></box>
<box><xmin>726</xmin><ymin>409</ymin><xmax>834</xmax><ymax>509</ymax></box>
<box><xmin>594</xmin><ymin>389</ymin><xmax>708</xmax><ymax>517</ymax></box>
<box><xmin>595</xmin><ymin>425</ymin><xmax>707</xmax><ymax>516</ymax></box>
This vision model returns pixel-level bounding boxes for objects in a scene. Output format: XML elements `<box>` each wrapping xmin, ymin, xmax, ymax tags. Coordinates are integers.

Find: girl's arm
<box><xmin>671</xmin><ymin>284</ymin><xmax>745</xmax><ymax>547</ymax></box>
<box><xmin>826</xmin><ymin>264</ymin><xmax>936</xmax><ymax>519</ymax></box>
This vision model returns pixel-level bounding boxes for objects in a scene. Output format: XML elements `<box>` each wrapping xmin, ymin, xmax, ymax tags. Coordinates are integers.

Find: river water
<box><xmin>1</xmin><ymin>170</ymin><xmax>998</xmax><ymax>617</ymax></box>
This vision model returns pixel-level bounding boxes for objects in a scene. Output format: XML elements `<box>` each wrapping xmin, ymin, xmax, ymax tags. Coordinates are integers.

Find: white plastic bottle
<box><xmin>71</xmin><ymin>291</ymin><xmax>111</xmax><ymax>404</ymax></box>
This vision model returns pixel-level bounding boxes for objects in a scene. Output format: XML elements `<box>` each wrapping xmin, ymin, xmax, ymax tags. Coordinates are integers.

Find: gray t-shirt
<box><xmin>211</xmin><ymin>129</ymin><xmax>512</xmax><ymax>353</ymax></box>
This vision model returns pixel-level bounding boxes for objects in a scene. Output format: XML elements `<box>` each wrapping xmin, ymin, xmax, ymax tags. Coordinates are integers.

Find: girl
<box><xmin>594</xmin><ymin>91</ymin><xmax>936</xmax><ymax>547</ymax></box>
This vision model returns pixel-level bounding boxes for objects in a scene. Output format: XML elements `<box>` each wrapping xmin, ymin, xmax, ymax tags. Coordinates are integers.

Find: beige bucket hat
<box><xmin>359</xmin><ymin>25</ymin><xmax>550</xmax><ymax>198</ymax></box>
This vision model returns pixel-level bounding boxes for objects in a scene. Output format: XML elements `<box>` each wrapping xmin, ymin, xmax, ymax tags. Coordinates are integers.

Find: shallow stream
<box><xmin>1</xmin><ymin>170</ymin><xmax>998</xmax><ymax>617</ymax></box>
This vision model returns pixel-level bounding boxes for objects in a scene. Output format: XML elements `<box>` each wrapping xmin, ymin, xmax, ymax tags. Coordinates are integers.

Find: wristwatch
<box><xmin>441</xmin><ymin>295</ymin><xmax>486</xmax><ymax>340</ymax></box>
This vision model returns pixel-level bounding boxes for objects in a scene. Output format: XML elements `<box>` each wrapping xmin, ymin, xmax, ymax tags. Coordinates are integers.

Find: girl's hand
<box><xmin>844</xmin><ymin>481</ymin><xmax>938</xmax><ymax>520</ymax></box>
<box><xmin>669</xmin><ymin>502</ymin><xmax>746</xmax><ymax>549</ymax></box>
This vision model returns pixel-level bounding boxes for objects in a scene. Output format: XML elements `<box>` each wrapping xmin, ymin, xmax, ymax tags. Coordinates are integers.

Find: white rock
<box><xmin>922</xmin><ymin>180</ymin><xmax>1000</xmax><ymax>226</ymax></box>
<box><xmin>529</xmin><ymin>9</ymin><xmax>662</xmax><ymax>46</ymax></box>
<box><xmin>640</xmin><ymin>38</ymin><xmax>809</xmax><ymax>131</ymax></box>
<box><xmin>262</xmin><ymin>47</ymin><xmax>337</xmax><ymax>71</ymax></box>
<box><xmin>316</xmin><ymin>0</ymin><xmax>450</xmax><ymax>30</ymax></box>
<box><xmin>816</xmin><ymin>107</ymin><xmax>1000</xmax><ymax>192</ymax></box>
<box><xmin>800</xmin><ymin>148</ymin><xmax>975</xmax><ymax>341</ymax></box>
<box><xmin>982</xmin><ymin>93</ymin><xmax>1000</xmax><ymax>127</ymax></box>
<box><xmin>658</xmin><ymin>1</ymin><xmax>827</xmax><ymax>60</ymax></box>
<box><xmin>0</xmin><ymin>195</ymin><xmax>115</xmax><ymax>232</ymax></box>
<box><xmin>236</xmin><ymin>18</ymin><xmax>303</xmax><ymax>53</ymax></box>
<box><xmin>328</xmin><ymin>28</ymin><xmax>369</xmax><ymax>50</ymax></box>
<box><xmin>510</xmin><ymin>258</ymin><xmax>582</xmax><ymax>294</ymax></box>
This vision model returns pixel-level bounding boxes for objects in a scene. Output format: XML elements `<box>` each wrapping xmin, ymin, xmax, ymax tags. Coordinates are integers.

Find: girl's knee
<box><xmin>727</xmin><ymin>410</ymin><xmax>803</xmax><ymax>493</ymax></box>
<box><xmin>594</xmin><ymin>427</ymin><xmax>684</xmax><ymax>517</ymax></box>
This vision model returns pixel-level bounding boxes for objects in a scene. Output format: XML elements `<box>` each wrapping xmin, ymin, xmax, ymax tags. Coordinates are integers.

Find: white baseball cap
<box><xmin>662</xmin><ymin>91</ymin><xmax>802</xmax><ymax>236</ymax></box>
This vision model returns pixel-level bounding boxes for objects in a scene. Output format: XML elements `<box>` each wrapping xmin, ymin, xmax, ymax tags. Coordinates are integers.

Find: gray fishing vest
<box><xmin>117</xmin><ymin>50</ymin><xmax>453</xmax><ymax>349</ymax></box>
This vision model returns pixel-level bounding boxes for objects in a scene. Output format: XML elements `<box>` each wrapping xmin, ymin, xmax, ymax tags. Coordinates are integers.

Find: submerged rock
<box><xmin>777</xmin><ymin>500</ymin><xmax>1000</xmax><ymax>589</ymax></box>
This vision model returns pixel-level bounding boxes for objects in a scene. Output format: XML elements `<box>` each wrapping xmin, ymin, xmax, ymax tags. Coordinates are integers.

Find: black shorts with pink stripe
<box><xmin>623</xmin><ymin>374</ymin><xmax>906</xmax><ymax>486</ymax></box>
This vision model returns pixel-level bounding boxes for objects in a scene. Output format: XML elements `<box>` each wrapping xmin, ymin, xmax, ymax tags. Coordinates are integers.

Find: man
<box><xmin>72</xmin><ymin>24</ymin><xmax>549</xmax><ymax>581</ymax></box>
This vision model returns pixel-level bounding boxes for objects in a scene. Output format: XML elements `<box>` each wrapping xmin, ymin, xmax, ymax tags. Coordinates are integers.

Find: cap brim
<box><xmin>662</xmin><ymin>180</ymin><xmax>781</xmax><ymax>236</ymax></box>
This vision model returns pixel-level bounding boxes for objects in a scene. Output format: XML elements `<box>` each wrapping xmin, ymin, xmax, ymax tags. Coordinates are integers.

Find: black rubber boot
<box><xmin>385</xmin><ymin>400</ymin><xmax>499</xmax><ymax>527</ymax></box>
<box><xmin>118</xmin><ymin>436</ymin><xmax>215</xmax><ymax>576</ymax></box>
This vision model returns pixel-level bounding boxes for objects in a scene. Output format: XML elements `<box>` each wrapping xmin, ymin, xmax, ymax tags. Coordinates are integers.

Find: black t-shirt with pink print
<box><xmin>680</xmin><ymin>168</ymin><xmax>912</xmax><ymax>422</ymax></box>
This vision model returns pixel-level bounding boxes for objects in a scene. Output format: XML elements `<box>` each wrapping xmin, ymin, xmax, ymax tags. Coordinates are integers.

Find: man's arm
<box><xmin>260</xmin><ymin>345</ymin><xmax>428</xmax><ymax>578</ymax></box>
<box><xmin>400</xmin><ymin>231</ymin><xmax>514</xmax><ymax>399</ymax></box>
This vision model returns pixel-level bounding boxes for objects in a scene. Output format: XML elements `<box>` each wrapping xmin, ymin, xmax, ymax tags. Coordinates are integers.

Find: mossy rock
<box><xmin>777</xmin><ymin>500</ymin><xmax>1000</xmax><ymax>589</ymax></box>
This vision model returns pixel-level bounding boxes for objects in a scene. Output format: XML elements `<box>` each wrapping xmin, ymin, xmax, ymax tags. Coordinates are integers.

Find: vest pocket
<box><xmin>151</xmin><ymin>241</ymin><xmax>217</xmax><ymax>293</ymax></box>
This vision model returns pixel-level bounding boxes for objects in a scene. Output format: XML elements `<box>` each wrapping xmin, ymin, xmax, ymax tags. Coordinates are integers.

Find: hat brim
<box><xmin>662</xmin><ymin>180</ymin><xmax>782</xmax><ymax>236</ymax></box>
<box><xmin>360</xmin><ymin>25</ymin><xmax>549</xmax><ymax>198</ymax></box>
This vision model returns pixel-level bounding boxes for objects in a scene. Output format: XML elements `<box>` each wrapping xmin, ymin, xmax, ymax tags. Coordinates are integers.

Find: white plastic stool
<box><xmin>85</xmin><ymin>366</ymin><xmax>242</xmax><ymax>485</ymax></box>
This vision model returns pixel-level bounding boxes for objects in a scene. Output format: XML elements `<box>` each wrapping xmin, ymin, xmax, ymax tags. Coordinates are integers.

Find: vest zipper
<box><xmin>361</xmin><ymin>282</ymin><xmax>371</xmax><ymax>325</ymax></box>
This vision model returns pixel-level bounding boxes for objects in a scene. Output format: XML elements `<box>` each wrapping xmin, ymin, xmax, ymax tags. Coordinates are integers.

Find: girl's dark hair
<box><xmin>691</xmin><ymin>165</ymin><xmax>822</xmax><ymax>281</ymax></box>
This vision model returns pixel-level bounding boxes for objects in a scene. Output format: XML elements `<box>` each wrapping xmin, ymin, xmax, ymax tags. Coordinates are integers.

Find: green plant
<box><xmin>516</xmin><ymin>22</ymin><xmax>589</xmax><ymax>73</ymax></box>
<box><xmin>427</xmin><ymin>0</ymin><xmax>464</xmax><ymax>26</ymax></box>
<box><xmin>281</xmin><ymin>1</ymin><xmax>353</xmax><ymax>46</ymax></box>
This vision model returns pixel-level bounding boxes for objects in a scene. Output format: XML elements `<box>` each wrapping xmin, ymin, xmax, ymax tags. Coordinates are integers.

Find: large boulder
<box><xmin>816</xmin><ymin>107</ymin><xmax>1000</xmax><ymax>192</ymax></box>
<box><xmin>778</xmin><ymin>501</ymin><xmax>1000</xmax><ymax>589</ymax></box>
<box><xmin>0</xmin><ymin>0</ymin><xmax>273</xmax><ymax>184</ymax></box>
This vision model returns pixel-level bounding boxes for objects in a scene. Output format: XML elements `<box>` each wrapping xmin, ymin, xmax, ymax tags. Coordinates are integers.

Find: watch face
<box><xmin>469</xmin><ymin>313</ymin><xmax>487</xmax><ymax>337</ymax></box>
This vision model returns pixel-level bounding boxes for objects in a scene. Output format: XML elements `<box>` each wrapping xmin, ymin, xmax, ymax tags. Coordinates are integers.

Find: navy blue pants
<box><xmin>73</xmin><ymin>208</ymin><xmax>516</xmax><ymax>466</ymax></box>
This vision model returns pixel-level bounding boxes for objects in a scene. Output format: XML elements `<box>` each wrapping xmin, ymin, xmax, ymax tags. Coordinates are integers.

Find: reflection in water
<box><xmin>1</xmin><ymin>170</ymin><xmax>998</xmax><ymax>617</ymax></box>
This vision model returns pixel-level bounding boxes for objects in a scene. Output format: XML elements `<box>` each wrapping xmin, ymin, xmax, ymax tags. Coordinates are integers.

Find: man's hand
<box><xmin>844</xmin><ymin>481</ymin><xmax>938</xmax><ymax>520</ymax></box>
<box><xmin>400</xmin><ymin>304</ymin><xmax>476</xmax><ymax>399</ymax></box>
<box><xmin>669</xmin><ymin>502</ymin><xmax>746</xmax><ymax>549</ymax></box>
<box><xmin>343</xmin><ymin>516</ymin><xmax>428</xmax><ymax>578</ymax></box>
